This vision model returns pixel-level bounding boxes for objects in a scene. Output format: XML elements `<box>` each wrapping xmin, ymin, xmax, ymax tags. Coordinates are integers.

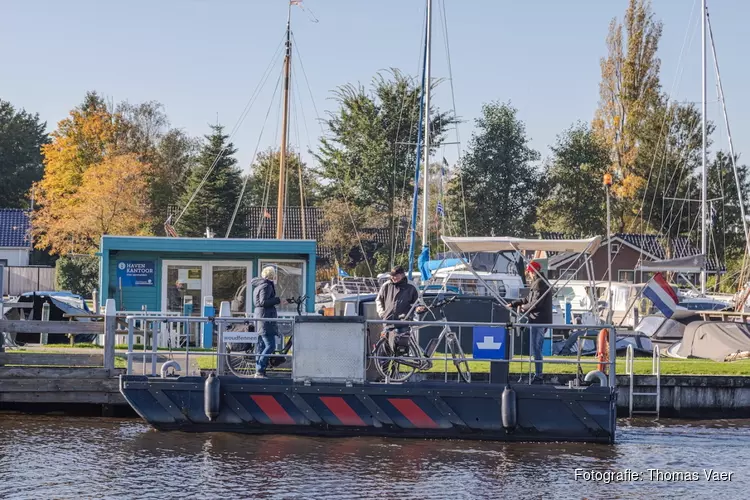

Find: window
<box><xmin>259</xmin><ymin>260</ymin><xmax>305</xmax><ymax>314</ymax></box>
<box><xmin>0</xmin><ymin>259</ymin><xmax>7</xmax><ymax>267</ymax></box>
<box><xmin>618</xmin><ymin>270</ymin><xmax>635</xmax><ymax>283</ymax></box>
<box><xmin>610</xmin><ymin>243</ymin><xmax>620</xmax><ymax>255</ymax></box>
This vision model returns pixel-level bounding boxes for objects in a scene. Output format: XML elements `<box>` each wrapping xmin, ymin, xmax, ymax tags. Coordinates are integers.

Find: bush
<box><xmin>55</xmin><ymin>256</ymin><xmax>99</xmax><ymax>298</ymax></box>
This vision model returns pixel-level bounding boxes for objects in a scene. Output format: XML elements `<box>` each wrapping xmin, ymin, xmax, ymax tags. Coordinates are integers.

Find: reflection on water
<box><xmin>0</xmin><ymin>416</ymin><xmax>747</xmax><ymax>499</ymax></box>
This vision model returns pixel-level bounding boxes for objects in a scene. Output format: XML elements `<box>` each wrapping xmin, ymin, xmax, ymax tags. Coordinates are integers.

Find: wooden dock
<box><xmin>0</xmin><ymin>298</ymin><xmax>133</xmax><ymax>415</ymax></box>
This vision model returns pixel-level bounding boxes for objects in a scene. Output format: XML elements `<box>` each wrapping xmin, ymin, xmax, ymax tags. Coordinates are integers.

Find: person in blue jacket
<box><xmin>252</xmin><ymin>266</ymin><xmax>281</xmax><ymax>378</ymax></box>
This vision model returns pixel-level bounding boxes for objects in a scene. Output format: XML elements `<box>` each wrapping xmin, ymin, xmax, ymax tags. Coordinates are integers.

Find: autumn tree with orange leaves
<box><xmin>593</xmin><ymin>0</ymin><xmax>663</xmax><ymax>230</ymax></box>
<box><xmin>33</xmin><ymin>93</ymin><xmax>156</xmax><ymax>254</ymax></box>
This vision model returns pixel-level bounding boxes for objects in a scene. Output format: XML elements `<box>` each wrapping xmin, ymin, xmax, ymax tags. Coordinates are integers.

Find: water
<box><xmin>0</xmin><ymin>416</ymin><xmax>747</xmax><ymax>499</ymax></box>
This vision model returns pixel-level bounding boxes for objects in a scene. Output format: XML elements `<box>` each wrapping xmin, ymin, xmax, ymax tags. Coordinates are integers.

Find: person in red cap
<box><xmin>507</xmin><ymin>260</ymin><xmax>552</xmax><ymax>383</ymax></box>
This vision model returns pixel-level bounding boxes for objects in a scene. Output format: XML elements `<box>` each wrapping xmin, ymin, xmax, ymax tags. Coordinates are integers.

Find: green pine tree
<box><xmin>177</xmin><ymin>125</ymin><xmax>245</xmax><ymax>237</ymax></box>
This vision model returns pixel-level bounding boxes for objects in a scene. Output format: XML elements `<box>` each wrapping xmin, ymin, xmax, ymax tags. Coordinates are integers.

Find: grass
<box><xmin>190</xmin><ymin>353</ymin><xmax>750</xmax><ymax>376</ymax></box>
<box><xmin>9</xmin><ymin>347</ymin><xmax>750</xmax><ymax>376</ymax></box>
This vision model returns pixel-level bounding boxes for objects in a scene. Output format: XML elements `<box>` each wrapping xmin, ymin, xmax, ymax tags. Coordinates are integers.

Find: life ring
<box><xmin>596</xmin><ymin>328</ymin><xmax>609</xmax><ymax>373</ymax></box>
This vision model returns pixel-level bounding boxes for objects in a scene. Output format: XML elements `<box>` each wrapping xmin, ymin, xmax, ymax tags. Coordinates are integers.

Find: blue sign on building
<box><xmin>116</xmin><ymin>261</ymin><xmax>155</xmax><ymax>287</ymax></box>
<box><xmin>472</xmin><ymin>326</ymin><xmax>507</xmax><ymax>360</ymax></box>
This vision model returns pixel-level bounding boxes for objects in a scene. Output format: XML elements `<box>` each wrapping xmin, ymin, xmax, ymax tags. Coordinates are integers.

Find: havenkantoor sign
<box><xmin>116</xmin><ymin>261</ymin><xmax>155</xmax><ymax>287</ymax></box>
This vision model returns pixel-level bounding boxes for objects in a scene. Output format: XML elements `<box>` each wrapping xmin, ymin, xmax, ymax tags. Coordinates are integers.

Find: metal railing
<box><xmin>122</xmin><ymin>306</ymin><xmax>616</xmax><ymax>390</ymax></box>
<box><xmin>625</xmin><ymin>343</ymin><xmax>661</xmax><ymax>418</ymax></box>
<box><xmin>365</xmin><ymin>318</ymin><xmax>616</xmax><ymax>388</ymax></box>
<box><xmin>123</xmin><ymin>313</ymin><xmax>294</xmax><ymax>376</ymax></box>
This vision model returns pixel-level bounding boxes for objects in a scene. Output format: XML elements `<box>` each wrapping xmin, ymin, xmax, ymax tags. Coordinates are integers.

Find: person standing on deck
<box><xmin>376</xmin><ymin>266</ymin><xmax>421</xmax><ymax>332</ymax></box>
<box><xmin>251</xmin><ymin>266</ymin><xmax>281</xmax><ymax>378</ymax></box>
<box><xmin>507</xmin><ymin>260</ymin><xmax>552</xmax><ymax>384</ymax></box>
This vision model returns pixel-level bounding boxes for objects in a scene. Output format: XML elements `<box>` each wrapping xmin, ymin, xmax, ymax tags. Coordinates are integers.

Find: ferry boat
<box><xmin>118</xmin><ymin>235</ymin><xmax>618</xmax><ymax>444</ymax></box>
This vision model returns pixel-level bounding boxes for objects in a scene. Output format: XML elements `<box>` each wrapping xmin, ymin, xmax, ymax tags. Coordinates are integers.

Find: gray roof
<box><xmin>0</xmin><ymin>209</ymin><xmax>31</xmax><ymax>248</ymax></box>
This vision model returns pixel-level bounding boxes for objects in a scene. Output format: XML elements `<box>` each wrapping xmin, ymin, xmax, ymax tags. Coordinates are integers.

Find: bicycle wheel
<box><xmin>226</xmin><ymin>342</ymin><xmax>257</xmax><ymax>378</ymax></box>
<box><xmin>373</xmin><ymin>337</ymin><xmax>416</xmax><ymax>383</ymax></box>
<box><xmin>447</xmin><ymin>334</ymin><xmax>471</xmax><ymax>383</ymax></box>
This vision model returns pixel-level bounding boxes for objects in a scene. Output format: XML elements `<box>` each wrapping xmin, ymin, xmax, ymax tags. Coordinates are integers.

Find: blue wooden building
<box><xmin>98</xmin><ymin>236</ymin><xmax>317</xmax><ymax>315</ymax></box>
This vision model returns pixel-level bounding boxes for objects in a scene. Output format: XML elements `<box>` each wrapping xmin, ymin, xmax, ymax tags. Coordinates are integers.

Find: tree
<box><xmin>315</xmin><ymin>70</ymin><xmax>454</xmax><ymax>263</ymax></box>
<box><xmin>593</xmin><ymin>0</ymin><xmax>663</xmax><ymax>221</ymax></box>
<box><xmin>707</xmin><ymin>151</ymin><xmax>750</xmax><ymax>264</ymax></box>
<box><xmin>36</xmin><ymin>154</ymin><xmax>152</xmax><ymax>255</ymax></box>
<box><xmin>0</xmin><ymin>100</ymin><xmax>48</xmax><ymax>208</ymax></box>
<box><xmin>176</xmin><ymin>125</ymin><xmax>244</xmax><ymax>237</ymax></box>
<box><xmin>633</xmin><ymin>102</ymin><xmax>713</xmax><ymax>236</ymax></box>
<box><xmin>446</xmin><ymin>102</ymin><xmax>540</xmax><ymax>237</ymax></box>
<box><xmin>535</xmin><ymin>123</ymin><xmax>610</xmax><ymax>236</ymax></box>
<box><xmin>34</xmin><ymin>92</ymin><xmax>127</xmax><ymax>253</ymax></box>
<box><xmin>117</xmin><ymin>101</ymin><xmax>197</xmax><ymax>232</ymax></box>
<box><xmin>321</xmin><ymin>199</ymin><xmax>373</xmax><ymax>268</ymax></box>
<box><xmin>245</xmin><ymin>148</ymin><xmax>321</xmax><ymax>207</ymax></box>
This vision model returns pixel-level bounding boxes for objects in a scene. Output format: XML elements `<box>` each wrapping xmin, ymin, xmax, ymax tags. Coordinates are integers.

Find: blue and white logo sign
<box><xmin>116</xmin><ymin>261</ymin><xmax>155</xmax><ymax>287</ymax></box>
<box><xmin>472</xmin><ymin>326</ymin><xmax>506</xmax><ymax>360</ymax></box>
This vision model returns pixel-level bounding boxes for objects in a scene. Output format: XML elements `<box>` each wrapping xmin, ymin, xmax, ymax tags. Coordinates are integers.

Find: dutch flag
<box><xmin>436</xmin><ymin>201</ymin><xmax>445</xmax><ymax>217</ymax></box>
<box><xmin>642</xmin><ymin>273</ymin><xmax>682</xmax><ymax>318</ymax></box>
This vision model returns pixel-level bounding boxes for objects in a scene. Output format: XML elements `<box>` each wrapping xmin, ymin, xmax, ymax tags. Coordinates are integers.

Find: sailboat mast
<box><xmin>276</xmin><ymin>5</ymin><xmax>293</xmax><ymax>240</ymax></box>
<box><xmin>421</xmin><ymin>0</ymin><xmax>433</xmax><ymax>249</ymax></box>
<box><xmin>700</xmin><ymin>0</ymin><xmax>707</xmax><ymax>293</ymax></box>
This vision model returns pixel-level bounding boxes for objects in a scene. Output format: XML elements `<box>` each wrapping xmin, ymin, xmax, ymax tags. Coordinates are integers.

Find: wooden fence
<box><xmin>1</xmin><ymin>266</ymin><xmax>55</xmax><ymax>296</ymax></box>
<box><xmin>0</xmin><ymin>299</ymin><xmax>116</xmax><ymax>370</ymax></box>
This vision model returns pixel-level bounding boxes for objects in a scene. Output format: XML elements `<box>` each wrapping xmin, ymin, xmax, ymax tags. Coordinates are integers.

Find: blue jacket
<box><xmin>252</xmin><ymin>277</ymin><xmax>281</xmax><ymax>335</ymax></box>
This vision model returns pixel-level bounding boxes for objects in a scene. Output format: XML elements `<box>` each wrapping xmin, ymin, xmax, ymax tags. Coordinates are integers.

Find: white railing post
<box><xmin>217</xmin><ymin>301</ymin><xmax>231</xmax><ymax>375</ymax></box>
<box><xmin>103</xmin><ymin>299</ymin><xmax>116</xmax><ymax>372</ymax></box>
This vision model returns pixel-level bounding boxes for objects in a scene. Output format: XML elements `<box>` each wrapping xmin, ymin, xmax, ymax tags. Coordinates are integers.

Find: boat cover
<box><xmin>675</xmin><ymin>321</ymin><xmax>750</xmax><ymax>362</ymax></box>
<box><xmin>441</xmin><ymin>236</ymin><xmax>601</xmax><ymax>255</ymax></box>
<box><xmin>635</xmin><ymin>254</ymin><xmax>706</xmax><ymax>273</ymax></box>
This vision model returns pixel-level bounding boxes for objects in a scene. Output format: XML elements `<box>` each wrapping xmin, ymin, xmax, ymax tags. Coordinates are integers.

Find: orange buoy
<box><xmin>596</xmin><ymin>328</ymin><xmax>609</xmax><ymax>373</ymax></box>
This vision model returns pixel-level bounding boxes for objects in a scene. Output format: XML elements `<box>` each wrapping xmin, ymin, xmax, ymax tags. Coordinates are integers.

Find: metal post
<box><xmin>40</xmin><ymin>302</ymin><xmax>50</xmax><ymax>344</ymax></box>
<box><xmin>217</xmin><ymin>301</ymin><xmax>231</xmax><ymax>376</ymax></box>
<box><xmin>604</xmin><ymin>174</ymin><xmax>613</xmax><ymax>323</ymax></box>
<box><xmin>421</xmin><ymin>0</ymin><xmax>432</xmax><ymax>250</ymax></box>
<box><xmin>151</xmin><ymin>319</ymin><xmax>157</xmax><ymax>376</ymax></box>
<box><xmin>700</xmin><ymin>0</ymin><xmax>708</xmax><ymax>294</ymax></box>
<box><xmin>104</xmin><ymin>299</ymin><xmax>116</xmax><ymax>372</ymax></box>
<box><xmin>126</xmin><ymin>316</ymin><xmax>135</xmax><ymax>375</ymax></box>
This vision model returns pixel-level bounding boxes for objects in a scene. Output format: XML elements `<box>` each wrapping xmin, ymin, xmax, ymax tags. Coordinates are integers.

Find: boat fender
<box><xmin>501</xmin><ymin>386</ymin><xmax>517</xmax><ymax>430</ymax></box>
<box><xmin>584</xmin><ymin>370</ymin><xmax>607</xmax><ymax>387</ymax></box>
<box><xmin>596</xmin><ymin>328</ymin><xmax>609</xmax><ymax>373</ymax></box>
<box><xmin>160</xmin><ymin>360</ymin><xmax>181</xmax><ymax>378</ymax></box>
<box><xmin>204</xmin><ymin>372</ymin><xmax>221</xmax><ymax>421</ymax></box>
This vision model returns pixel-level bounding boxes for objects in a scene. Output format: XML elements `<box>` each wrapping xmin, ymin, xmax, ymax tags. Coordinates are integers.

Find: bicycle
<box><xmin>371</xmin><ymin>296</ymin><xmax>471</xmax><ymax>383</ymax></box>
<box><xmin>225</xmin><ymin>295</ymin><xmax>306</xmax><ymax>378</ymax></box>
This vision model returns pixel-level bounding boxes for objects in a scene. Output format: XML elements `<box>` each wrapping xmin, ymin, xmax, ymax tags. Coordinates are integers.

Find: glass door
<box><xmin>258</xmin><ymin>260</ymin><xmax>305</xmax><ymax>314</ymax></box>
<box><xmin>211</xmin><ymin>263</ymin><xmax>252</xmax><ymax>315</ymax></box>
<box><xmin>165</xmin><ymin>264</ymin><xmax>204</xmax><ymax>314</ymax></box>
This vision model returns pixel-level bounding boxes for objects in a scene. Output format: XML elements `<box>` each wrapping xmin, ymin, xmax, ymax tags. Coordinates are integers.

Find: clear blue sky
<box><xmin>2</xmin><ymin>0</ymin><xmax>749</xmax><ymax>173</ymax></box>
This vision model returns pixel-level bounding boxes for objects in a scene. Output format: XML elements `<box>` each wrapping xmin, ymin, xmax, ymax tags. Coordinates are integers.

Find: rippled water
<box><xmin>0</xmin><ymin>416</ymin><xmax>747</xmax><ymax>499</ymax></box>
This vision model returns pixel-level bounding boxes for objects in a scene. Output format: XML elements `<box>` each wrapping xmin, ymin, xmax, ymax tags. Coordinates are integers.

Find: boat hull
<box><xmin>120</xmin><ymin>375</ymin><xmax>617</xmax><ymax>443</ymax></box>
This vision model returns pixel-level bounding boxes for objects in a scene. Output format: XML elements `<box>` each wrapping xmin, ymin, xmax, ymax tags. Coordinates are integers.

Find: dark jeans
<box><xmin>255</xmin><ymin>332</ymin><xmax>276</xmax><ymax>374</ymax></box>
<box><xmin>530</xmin><ymin>326</ymin><xmax>545</xmax><ymax>378</ymax></box>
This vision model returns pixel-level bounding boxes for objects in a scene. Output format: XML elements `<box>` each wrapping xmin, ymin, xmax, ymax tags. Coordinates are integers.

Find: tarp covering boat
<box><xmin>675</xmin><ymin>321</ymin><xmax>750</xmax><ymax>362</ymax></box>
<box><xmin>2</xmin><ymin>292</ymin><xmax>96</xmax><ymax>345</ymax></box>
<box><xmin>441</xmin><ymin>236</ymin><xmax>601</xmax><ymax>255</ymax></box>
<box><xmin>635</xmin><ymin>254</ymin><xmax>706</xmax><ymax>273</ymax></box>
<box><xmin>635</xmin><ymin>315</ymin><xmax>700</xmax><ymax>343</ymax></box>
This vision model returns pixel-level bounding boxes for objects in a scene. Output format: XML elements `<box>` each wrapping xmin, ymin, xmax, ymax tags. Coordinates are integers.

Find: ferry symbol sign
<box><xmin>472</xmin><ymin>326</ymin><xmax>507</xmax><ymax>360</ymax></box>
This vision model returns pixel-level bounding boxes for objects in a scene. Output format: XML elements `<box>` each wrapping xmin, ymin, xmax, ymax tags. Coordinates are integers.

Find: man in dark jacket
<box><xmin>252</xmin><ymin>266</ymin><xmax>281</xmax><ymax>378</ymax></box>
<box><xmin>376</xmin><ymin>266</ymin><xmax>420</xmax><ymax>332</ymax></box>
<box><xmin>508</xmin><ymin>260</ymin><xmax>552</xmax><ymax>383</ymax></box>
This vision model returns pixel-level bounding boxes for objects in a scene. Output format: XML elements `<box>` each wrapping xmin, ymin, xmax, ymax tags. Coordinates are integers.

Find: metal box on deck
<box><xmin>292</xmin><ymin>316</ymin><xmax>366</xmax><ymax>383</ymax></box>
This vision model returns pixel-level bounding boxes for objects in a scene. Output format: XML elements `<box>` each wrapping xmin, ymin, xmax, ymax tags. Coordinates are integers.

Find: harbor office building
<box><xmin>98</xmin><ymin>235</ymin><xmax>317</xmax><ymax>322</ymax></box>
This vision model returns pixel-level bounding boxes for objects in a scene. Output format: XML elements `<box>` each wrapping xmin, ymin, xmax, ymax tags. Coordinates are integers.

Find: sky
<box><xmin>3</xmin><ymin>0</ymin><xmax>750</xmax><ymax>175</ymax></box>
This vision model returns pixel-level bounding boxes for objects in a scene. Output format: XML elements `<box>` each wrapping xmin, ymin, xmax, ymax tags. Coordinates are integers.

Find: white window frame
<box><xmin>618</xmin><ymin>269</ymin><xmax>636</xmax><ymax>283</ymax></box>
<box><xmin>161</xmin><ymin>260</ymin><xmax>253</xmax><ymax>314</ymax></box>
<box><xmin>258</xmin><ymin>258</ymin><xmax>306</xmax><ymax>315</ymax></box>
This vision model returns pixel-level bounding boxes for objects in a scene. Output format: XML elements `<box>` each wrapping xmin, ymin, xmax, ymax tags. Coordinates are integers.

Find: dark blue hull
<box><xmin>120</xmin><ymin>376</ymin><xmax>617</xmax><ymax>443</ymax></box>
